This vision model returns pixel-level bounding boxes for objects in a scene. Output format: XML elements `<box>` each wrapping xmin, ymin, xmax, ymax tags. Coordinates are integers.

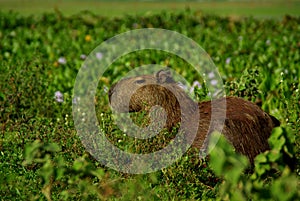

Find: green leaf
<box><xmin>55</xmin><ymin>156</ymin><xmax>66</xmax><ymax>180</ymax></box>
<box><xmin>254</xmin><ymin>153</ymin><xmax>268</xmax><ymax>163</ymax></box>
<box><xmin>271</xmin><ymin>170</ymin><xmax>299</xmax><ymax>201</ymax></box>
<box><xmin>209</xmin><ymin>132</ymin><xmax>249</xmax><ymax>182</ymax></box>
<box><xmin>23</xmin><ymin>140</ymin><xmax>43</xmax><ymax>165</ymax></box>
<box><xmin>268</xmin><ymin>127</ymin><xmax>285</xmax><ymax>150</ymax></box>
<box><xmin>38</xmin><ymin>155</ymin><xmax>54</xmax><ymax>185</ymax></box>
<box><xmin>91</xmin><ymin>168</ymin><xmax>105</xmax><ymax>180</ymax></box>
<box><xmin>0</xmin><ymin>92</ymin><xmax>5</xmax><ymax>101</ymax></box>
<box><xmin>44</xmin><ymin>143</ymin><xmax>61</xmax><ymax>152</ymax></box>
<box><xmin>72</xmin><ymin>157</ymin><xmax>88</xmax><ymax>172</ymax></box>
<box><xmin>267</xmin><ymin>150</ymin><xmax>281</xmax><ymax>162</ymax></box>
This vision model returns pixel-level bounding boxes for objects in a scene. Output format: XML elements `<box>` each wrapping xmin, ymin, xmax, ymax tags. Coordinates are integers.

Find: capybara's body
<box><xmin>109</xmin><ymin>70</ymin><xmax>280</xmax><ymax>163</ymax></box>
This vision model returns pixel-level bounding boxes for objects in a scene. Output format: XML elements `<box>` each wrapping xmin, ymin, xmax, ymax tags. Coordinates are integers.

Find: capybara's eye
<box><xmin>135</xmin><ymin>79</ymin><xmax>145</xmax><ymax>84</ymax></box>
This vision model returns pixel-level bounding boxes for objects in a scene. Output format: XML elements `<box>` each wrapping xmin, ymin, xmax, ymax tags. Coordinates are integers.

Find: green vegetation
<box><xmin>0</xmin><ymin>0</ymin><xmax>300</xmax><ymax>18</ymax></box>
<box><xmin>0</xmin><ymin>8</ymin><xmax>299</xmax><ymax>200</ymax></box>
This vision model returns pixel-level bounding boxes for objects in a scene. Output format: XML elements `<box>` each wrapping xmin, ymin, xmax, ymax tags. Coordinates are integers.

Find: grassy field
<box><xmin>0</xmin><ymin>3</ymin><xmax>299</xmax><ymax>201</ymax></box>
<box><xmin>0</xmin><ymin>0</ymin><xmax>300</xmax><ymax>18</ymax></box>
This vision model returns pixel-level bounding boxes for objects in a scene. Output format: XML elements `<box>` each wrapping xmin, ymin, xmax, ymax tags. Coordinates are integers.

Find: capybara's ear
<box><xmin>156</xmin><ymin>69</ymin><xmax>174</xmax><ymax>83</ymax></box>
<box><xmin>270</xmin><ymin>115</ymin><xmax>280</xmax><ymax>127</ymax></box>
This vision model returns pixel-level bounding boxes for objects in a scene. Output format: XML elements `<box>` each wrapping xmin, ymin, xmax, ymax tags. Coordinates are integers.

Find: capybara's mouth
<box><xmin>108</xmin><ymin>83</ymin><xmax>117</xmax><ymax>104</ymax></box>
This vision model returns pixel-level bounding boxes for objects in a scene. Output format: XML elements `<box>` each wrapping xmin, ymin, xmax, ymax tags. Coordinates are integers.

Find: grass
<box><xmin>0</xmin><ymin>7</ymin><xmax>299</xmax><ymax>200</ymax></box>
<box><xmin>0</xmin><ymin>0</ymin><xmax>300</xmax><ymax>18</ymax></box>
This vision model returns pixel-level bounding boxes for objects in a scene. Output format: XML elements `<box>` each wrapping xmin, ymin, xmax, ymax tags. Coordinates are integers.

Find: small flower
<box><xmin>85</xmin><ymin>34</ymin><xmax>92</xmax><ymax>42</ymax></box>
<box><xmin>80</xmin><ymin>54</ymin><xmax>87</xmax><ymax>60</ymax></box>
<box><xmin>54</xmin><ymin>91</ymin><xmax>64</xmax><ymax>103</ymax></box>
<box><xmin>266</xmin><ymin>39</ymin><xmax>271</xmax><ymax>45</ymax></box>
<box><xmin>55</xmin><ymin>91</ymin><xmax>63</xmax><ymax>98</ymax></box>
<box><xmin>72</xmin><ymin>97</ymin><xmax>79</xmax><ymax>104</ymax></box>
<box><xmin>192</xmin><ymin>81</ymin><xmax>202</xmax><ymax>88</ymax></box>
<box><xmin>190</xmin><ymin>81</ymin><xmax>202</xmax><ymax>94</ymax></box>
<box><xmin>210</xmin><ymin>79</ymin><xmax>218</xmax><ymax>86</ymax></box>
<box><xmin>238</xmin><ymin>36</ymin><xmax>243</xmax><ymax>41</ymax></box>
<box><xmin>55</xmin><ymin>98</ymin><xmax>64</xmax><ymax>103</ymax></box>
<box><xmin>58</xmin><ymin>57</ymin><xmax>67</xmax><ymax>65</ymax></box>
<box><xmin>208</xmin><ymin>72</ymin><xmax>215</xmax><ymax>79</ymax></box>
<box><xmin>225</xmin><ymin>57</ymin><xmax>231</xmax><ymax>64</ymax></box>
<box><xmin>96</xmin><ymin>52</ymin><xmax>103</xmax><ymax>60</ymax></box>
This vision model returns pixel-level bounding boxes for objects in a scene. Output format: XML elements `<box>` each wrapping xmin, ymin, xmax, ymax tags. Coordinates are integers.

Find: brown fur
<box><xmin>108</xmin><ymin>70</ymin><xmax>280</xmax><ymax>163</ymax></box>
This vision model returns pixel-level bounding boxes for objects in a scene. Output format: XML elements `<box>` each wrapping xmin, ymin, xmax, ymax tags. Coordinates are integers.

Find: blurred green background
<box><xmin>0</xmin><ymin>0</ymin><xmax>299</xmax><ymax>18</ymax></box>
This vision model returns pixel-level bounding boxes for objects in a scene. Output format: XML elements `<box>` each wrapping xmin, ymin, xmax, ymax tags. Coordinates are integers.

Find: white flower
<box><xmin>80</xmin><ymin>54</ymin><xmax>87</xmax><ymax>60</ymax></box>
<box><xmin>190</xmin><ymin>81</ymin><xmax>202</xmax><ymax>94</ymax></box>
<box><xmin>226</xmin><ymin>57</ymin><xmax>231</xmax><ymax>64</ymax></box>
<box><xmin>96</xmin><ymin>52</ymin><xmax>103</xmax><ymax>60</ymax></box>
<box><xmin>210</xmin><ymin>79</ymin><xmax>218</xmax><ymax>86</ymax></box>
<box><xmin>54</xmin><ymin>91</ymin><xmax>64</xmax><ymax>103</ymax></box>
<box><xmin>208</xmin><ymin>72</ymin><xmax>215</xmax><ymax>79</ymax></box>
<box><xmin>58</xmin><ymin>57</ymin><xmax>67</xmax><ymax>64</ymax></box>
<box><xmin>72</xmin><ymin>96</ymin><xmax>80</xmax><ymax>104</ymax></box>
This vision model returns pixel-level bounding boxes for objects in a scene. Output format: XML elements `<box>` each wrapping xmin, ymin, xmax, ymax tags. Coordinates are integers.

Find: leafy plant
<box><xmin>209</xmin><ymin>127</ymin><xmax>299</xmax><ymax>201</ymax></box>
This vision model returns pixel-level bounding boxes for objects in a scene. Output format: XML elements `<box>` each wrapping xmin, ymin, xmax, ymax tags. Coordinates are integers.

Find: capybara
<box><xmin>108</xmin><ymin>70</ymin><xmax>280</xmax><ymax>163</ymax></box>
